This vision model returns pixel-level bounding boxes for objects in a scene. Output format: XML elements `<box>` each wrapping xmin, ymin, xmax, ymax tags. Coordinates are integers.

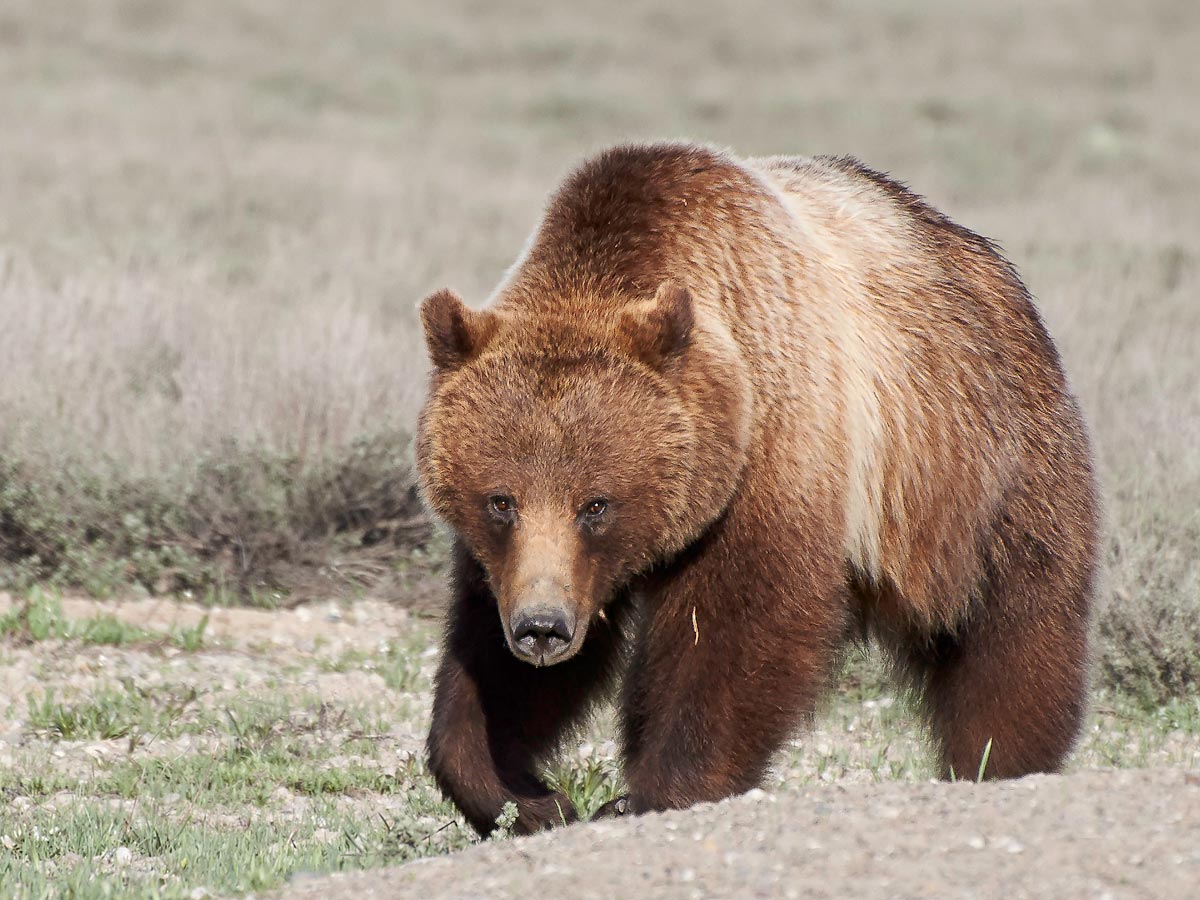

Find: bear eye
<box><xmin>488</xmin><ymin>495</ymin><xmax>517</xmax><ymax>520</ymax></box>
<box><xmin>582</xmin><ymin>498</ymin><xmax>608</xmax><ymax>519</ymax></box>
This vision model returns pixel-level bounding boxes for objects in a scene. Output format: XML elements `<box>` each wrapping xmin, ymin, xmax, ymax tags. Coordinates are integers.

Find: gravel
<box><xmin>275</xmin><ymin>769</ymin><xmax>1200</xmax><ymax>900</ymax></box>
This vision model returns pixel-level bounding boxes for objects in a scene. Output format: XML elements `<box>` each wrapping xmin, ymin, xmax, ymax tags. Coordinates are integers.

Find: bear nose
<box><xmin>510</xmin><ymin>607</ymin><xmax>575</xmax><ymax>665</ymax></box>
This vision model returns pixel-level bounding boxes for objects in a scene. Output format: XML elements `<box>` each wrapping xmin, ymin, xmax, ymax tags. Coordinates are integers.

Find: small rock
<box><xmin>113</xmin><ymin>846</ymin><xmax>133</xmax><ymax>865</ymax></box>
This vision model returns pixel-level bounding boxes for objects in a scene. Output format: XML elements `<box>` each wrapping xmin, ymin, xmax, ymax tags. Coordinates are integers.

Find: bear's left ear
<box><xmin>419</xmin><ymin>289</ymin><xmax>499</xmax><ymax>372</ymax></box>
<box><xmin>621</xmin><ymin>281</ymin><xmax>694</xmax><ymax>370</ymax></box>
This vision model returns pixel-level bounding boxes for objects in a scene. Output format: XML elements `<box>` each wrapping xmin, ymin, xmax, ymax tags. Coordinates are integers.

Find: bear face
<box><xmin>416</xmin><ymin>283</ymin><xmax>746</xmax><ymax>666</ymax></box>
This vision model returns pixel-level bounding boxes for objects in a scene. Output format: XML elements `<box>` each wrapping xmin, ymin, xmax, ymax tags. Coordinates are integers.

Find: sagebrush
<box><xmin>0</xmin><ymin>0</ymin><xmax>1196</xmax><ymax>702</ymax></box>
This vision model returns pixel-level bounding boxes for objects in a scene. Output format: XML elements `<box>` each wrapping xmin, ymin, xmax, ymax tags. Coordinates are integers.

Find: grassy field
<box><xmin>1</xmin><ymin>0</ymin><xmax>1198</xmax><ymax>895</ymax></box>
<box><xmin>0</xmin><ymin>589</ymin><xmax>1196</xmax><ymax>897</ymax></box>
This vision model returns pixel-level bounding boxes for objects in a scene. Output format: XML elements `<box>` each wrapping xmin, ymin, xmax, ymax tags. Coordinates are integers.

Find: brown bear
<box><xmin>415</xmin><ymin>141</ymin><xmax>1098</xmax><ymax>836</ymax></box>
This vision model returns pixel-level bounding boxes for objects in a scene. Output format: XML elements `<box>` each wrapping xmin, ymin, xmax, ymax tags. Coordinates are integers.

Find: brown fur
<box><xmin>415</xmin><ymin>141</ymin><xmax>1098</xmax><ymax>834</ymax></box>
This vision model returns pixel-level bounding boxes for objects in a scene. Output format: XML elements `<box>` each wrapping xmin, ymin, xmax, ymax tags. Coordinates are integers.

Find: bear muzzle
<box><xmin>508</xmin><ymin>582</ymin><xmax>578</xmax><ymax>666</ymax></box>
<box><xmin>510</xmin><ymin>607</ymin><xmax>575</xmax><ymax>666</ymax></box>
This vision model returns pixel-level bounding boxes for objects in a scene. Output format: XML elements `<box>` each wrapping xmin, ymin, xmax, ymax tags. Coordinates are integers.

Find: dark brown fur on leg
<box><xmin>616</xmin><ymin>502</ymin><xmax>849</xmax><ymax>814</ymax></box>
<box><xmin>892</xmin><ymin>484</ymin><xmax>1097</xmax><ymax>780</ymax></box>
<box><xmin>427</xmin><ymin>542</ymin><xmax>629</xmax><ymax>835</ymax></box>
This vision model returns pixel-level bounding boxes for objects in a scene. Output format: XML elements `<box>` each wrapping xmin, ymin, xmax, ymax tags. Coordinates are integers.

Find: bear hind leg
<box><xmin>894</xmin><ymin>523</ymin><xmax>1095</xmax><ymax>781</ymax></box>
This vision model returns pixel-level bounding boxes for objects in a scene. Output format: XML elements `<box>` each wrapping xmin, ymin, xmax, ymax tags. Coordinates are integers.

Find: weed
<box><xmin>26</xmin><ymin>681</ymin><xmax>199</xmax><ymax>743</ymax></box>
<box><xmin>976</xmin><ymin>738</ymin><xmax>994</xmax><ymax>783</ymax></box>
<box><xmin>548</xmin><ymin>744</ymin><xmax>625</xmax><ymax>820</ymax></box>
<box><xmin>490</xmin><ymin>802</ymin><xmax>519</xmax><ymax>840</ymax></box>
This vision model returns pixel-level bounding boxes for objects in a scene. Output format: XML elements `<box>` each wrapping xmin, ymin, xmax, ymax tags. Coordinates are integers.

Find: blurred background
<box><xmin>0</xmin><ymin>0</ymin><xmax>1197</xmax><ymax>700</ymax></box>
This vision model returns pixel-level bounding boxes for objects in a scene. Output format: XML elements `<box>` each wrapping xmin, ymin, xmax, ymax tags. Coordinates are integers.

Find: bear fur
<box><xmin>415</xmin><ymin>142</ymin><xmax>1098</xmax><ymax>835</ymax></box>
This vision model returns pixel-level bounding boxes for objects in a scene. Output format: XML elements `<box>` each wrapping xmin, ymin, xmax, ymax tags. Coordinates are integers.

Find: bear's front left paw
<box><xmin>591</xmin><ymin>795</ymin><xmax>630</xmax><ymax>820</ymax></box>
<box><xmin>512</xmin><ymin>792</ymin><xmax>578</xmax><ymax>834</ymax></box>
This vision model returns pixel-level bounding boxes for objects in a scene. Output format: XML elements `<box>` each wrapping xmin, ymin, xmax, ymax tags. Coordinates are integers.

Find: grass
<box><xmin>0</xmin><ymin>797</ymin><xmax>466</xmax><ymax>899</ymax></box>
<box><xmin>547</xmin><ymin>743</ymin><xmax>625</xmax><ymax>821</ymax></box>
<box><xmin>317</xmin><ymin>633</ymin><xmax>432</xmax><ymax>694</ymax></box>
<box><xmin>0</xmin><ymin>588</ymin><xmax>207</xmax><ymax>652</ymax></box>
<box><xmin>1</xmin><ymin>684</ymin><xmax>472</xmax><ymax>897</ymax></box>
<box><xmin>26</xmin><ymin>684</ymin><xmax>196</xmax><ymax>743</ymax></box>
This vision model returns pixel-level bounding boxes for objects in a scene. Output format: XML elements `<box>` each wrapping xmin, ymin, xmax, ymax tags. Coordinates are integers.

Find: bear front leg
<box><xmin>427</xmin><ymin>542</ymin><xmax>625</xmax><ymax>835</ymax></box>
<box><xmin>613</xmin><ymin>502</ymin><xmax>850</xmax><ymax>816</ymax></box>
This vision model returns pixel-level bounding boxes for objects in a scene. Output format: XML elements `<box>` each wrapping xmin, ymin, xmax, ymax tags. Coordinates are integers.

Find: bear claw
<box><xmin>592</xmin><ymin>796</ymin><xmax>630</xmax><ymax>819</ymax></box>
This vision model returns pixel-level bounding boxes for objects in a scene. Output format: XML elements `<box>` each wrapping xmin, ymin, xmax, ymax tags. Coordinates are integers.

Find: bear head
<box><xmin>415</xmin><ymin>281</ymin><xmax>750</xmax><ymax>666</ymax></box>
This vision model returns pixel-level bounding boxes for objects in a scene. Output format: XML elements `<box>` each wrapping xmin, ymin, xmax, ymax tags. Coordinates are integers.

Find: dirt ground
<box><xmin>278</xmin><ymin>769</ymin><xmax>1200</xmax><ymax>900</ymax></box>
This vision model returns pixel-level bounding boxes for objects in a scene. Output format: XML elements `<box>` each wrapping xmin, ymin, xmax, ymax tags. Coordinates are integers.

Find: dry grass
<box><xmin>0</xmin><ymin>0</ymin><xmax>1197</xmax><ymax>696</ymax></box>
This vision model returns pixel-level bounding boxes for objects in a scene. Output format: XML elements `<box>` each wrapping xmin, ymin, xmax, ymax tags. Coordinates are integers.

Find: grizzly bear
<box><xmin>415</xmin><ymin>141</ymin><xmax>1098</xmax><ymax>835</ymax></box>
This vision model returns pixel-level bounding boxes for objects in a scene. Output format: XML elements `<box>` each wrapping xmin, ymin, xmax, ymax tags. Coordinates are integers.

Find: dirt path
<box><xmin>278</xmin><ymin>769</ymin><xmax>1199</xmax><ymax>900</ymax></box>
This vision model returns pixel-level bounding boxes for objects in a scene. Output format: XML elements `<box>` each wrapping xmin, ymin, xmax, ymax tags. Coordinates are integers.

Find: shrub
<box><xmin>0</xmin><ymin>433</ymin><xmax>431</xmax><ymax>600</ymax></box>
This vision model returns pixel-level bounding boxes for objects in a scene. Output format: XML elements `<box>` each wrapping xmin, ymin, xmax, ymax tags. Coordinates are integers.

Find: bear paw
<box><xmin>512</xmin><ymin>792</ymin><xmax>579</xmax><ymax>834</ymax></box>
<box><xmin>591</xmin><ymin>795</ymin><xmax>631</xmax><ymax>820</ymax></box>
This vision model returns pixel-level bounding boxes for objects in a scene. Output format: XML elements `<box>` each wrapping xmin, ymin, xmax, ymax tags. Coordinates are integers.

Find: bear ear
<box><xmin>621</xmin><ymin>281</ymin><xmax>694</xmax><ymax>370</ymax></box>
<box><xmin>419</xmin><ymin>289</ymin><xmax>499</xmax><ymax>372</ymax></box>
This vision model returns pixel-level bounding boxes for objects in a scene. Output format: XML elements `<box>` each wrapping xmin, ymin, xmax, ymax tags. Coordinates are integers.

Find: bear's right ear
<box><xmin>419</xmin><ymin>289</ymin><xmax>499</xmax><ymax>372</ymax></box>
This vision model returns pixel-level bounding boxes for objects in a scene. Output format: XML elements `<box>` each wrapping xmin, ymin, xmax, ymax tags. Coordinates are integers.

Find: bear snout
<box><xmin>509</xmin><ymin>603</ymin><xmax>576</xmax><ymax>667</ymax></box>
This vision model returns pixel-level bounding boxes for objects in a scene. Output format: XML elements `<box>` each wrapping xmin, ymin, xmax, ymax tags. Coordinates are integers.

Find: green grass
<box><xmin>1</xmin><ymin>691</ymin><xmax>470</xmax><ymax>897</ymax></box>
<box><xmin>1</xmin><ymin>588</ymin><xmax>208</xmax><ymax>652</ymax></box>
<box><xmin>0</xmin><ymin>796</ymin><xmax>468</xmax><ymax>900</ymax></box>
<box><xmin>318</xmin><ymin>635</ymin><xmax>432</xmax><ymax>694</ymax></box>
<box><xmin>547</xmin><ymin>747</ymin><xmax>625</xmax><ymax>821</ymax></box>
<box><xmin>26</xmin><ymin>684</ymin><xmax>194</xmax><ymax>743</ymax></box>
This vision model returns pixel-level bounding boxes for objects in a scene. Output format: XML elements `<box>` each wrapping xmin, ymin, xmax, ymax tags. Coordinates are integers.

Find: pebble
<box><xmin>113</xmin><ymin>846</ymin><xmax>133</xmax><ymax>865</ymax></box>
<box><xmin>999</xmin><ymin>837</ymin><xmax>1025</xmax><ymax>854</ymax></box>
